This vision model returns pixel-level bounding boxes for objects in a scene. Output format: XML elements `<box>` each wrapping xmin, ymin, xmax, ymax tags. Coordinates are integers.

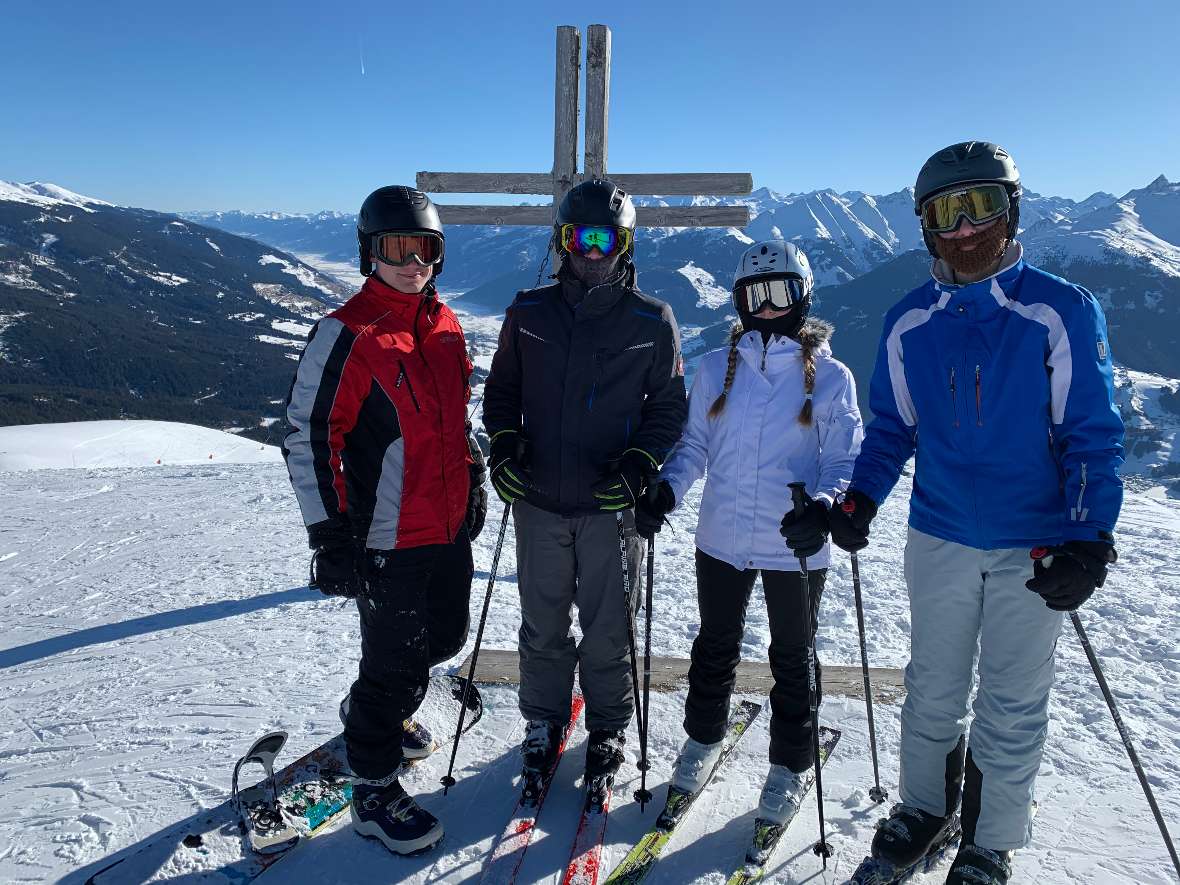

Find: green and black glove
<box><xmin>592</xmin><ymin>448</ymin><xmax>658</xmax><ymax>512</ymax></box>
<box><xmin>488</xmin><ymin>430</ymin><xmax>537</xmax><ymax>506</ymax></box>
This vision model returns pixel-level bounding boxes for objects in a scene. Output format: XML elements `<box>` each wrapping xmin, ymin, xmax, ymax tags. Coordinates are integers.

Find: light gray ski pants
<box><xmin>513</xmin><ymin>500</ymin><xmax>644</xmax><ymax>731</ymax></box>
<box><xmin>901</xmin><ymin>528</ymin><xmax>1062</xmax><ymax>850</ymax></box>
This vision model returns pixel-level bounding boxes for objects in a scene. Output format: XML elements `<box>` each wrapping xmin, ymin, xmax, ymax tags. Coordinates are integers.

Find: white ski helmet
<box><xmin>733</xmin><ymin>240</ymin><xmax>814</xmax><ymax>293</ymax></box>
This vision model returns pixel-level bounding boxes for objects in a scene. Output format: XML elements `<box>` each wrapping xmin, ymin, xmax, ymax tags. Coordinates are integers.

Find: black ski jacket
<box><xmin>483</xmin><ymin>266</ymin><xmax>688</xmax><ymax>516</ymax></box>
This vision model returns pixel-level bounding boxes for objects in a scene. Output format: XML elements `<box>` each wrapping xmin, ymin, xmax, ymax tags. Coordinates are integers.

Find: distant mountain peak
<box><xmin>0</xmin><ymin>180</ymin><xmax>111</xmax><ymax>211</ymax></box>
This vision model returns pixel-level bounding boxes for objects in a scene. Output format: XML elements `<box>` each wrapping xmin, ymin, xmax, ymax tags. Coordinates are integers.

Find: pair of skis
<box><xmin>480</xmin><ymin>699</ymin><xmax>769</xmax><ymax>885</ymax></box>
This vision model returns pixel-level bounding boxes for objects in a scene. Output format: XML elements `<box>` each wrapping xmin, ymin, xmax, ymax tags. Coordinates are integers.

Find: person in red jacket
<box><xmin>282</xmin><ymin>186</ymin><xmax>486</xmax><ymax>855</ymax></box>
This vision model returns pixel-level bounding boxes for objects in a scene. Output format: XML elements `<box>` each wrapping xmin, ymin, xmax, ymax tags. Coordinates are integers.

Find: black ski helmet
<box><xmin>914</xmin><ymin>141</ymin><xmax>1021</xmax><ymax>256</ymax></box>
<box><xmin>357</xmin><ymin>186</ymin><xmax>444</xmax><ymax>278</ymax></box>
<box><xmin>554</xmin><ymin>178</ymin><xmax>637</xmax><ymax>254</ymax></box>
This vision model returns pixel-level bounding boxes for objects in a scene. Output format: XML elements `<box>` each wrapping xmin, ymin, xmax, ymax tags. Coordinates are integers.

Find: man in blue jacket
<box><xmin>790</xmin><ymin>142</ymin><xmax>1124</xmax><ymax>885</ymax></box>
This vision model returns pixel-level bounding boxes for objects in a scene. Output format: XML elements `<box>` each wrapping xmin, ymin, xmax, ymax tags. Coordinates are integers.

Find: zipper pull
<box><xmin>975</xmin><ymin>365</ymin><xmax>983</xmax><ymax>426</ymax></box>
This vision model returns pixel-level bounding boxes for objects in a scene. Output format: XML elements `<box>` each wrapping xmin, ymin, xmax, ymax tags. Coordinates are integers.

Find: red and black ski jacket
<box><xmin>283</xmin><ymin>277</ymin><xmax>473</xmax><ymax>550</ymax></box>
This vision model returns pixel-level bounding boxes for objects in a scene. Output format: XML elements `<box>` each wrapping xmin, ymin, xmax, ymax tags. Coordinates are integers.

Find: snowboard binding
<box><xmin>231</xmin><ymin>731</ymin><xmax>300</xmax><ymax>855</ymax></box>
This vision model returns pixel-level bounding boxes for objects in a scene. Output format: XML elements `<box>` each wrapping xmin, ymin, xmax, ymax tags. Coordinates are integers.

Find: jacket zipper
<box><xmin>974</xmin><ymin>365</ymin><xmax>983</xmax><ymax>426</ymax></box>
<box><xmin>1074</xmin><ymin>462</ymin><xmax>1089</xmax><ymax>521</ymax></box>
<box><xmin>949</xmin><ymin>367</ymin><xmax>960</xmax><ymax>428</ymax></box>
<box><xmin>396</xmin><ymin>360</ymin><xmax>421</xmax><ymax>412</ymax></box>
<box><xmin>588</xmin><ymin>351</ymin><xmax>603</xmax><ymax>410</ymax></box>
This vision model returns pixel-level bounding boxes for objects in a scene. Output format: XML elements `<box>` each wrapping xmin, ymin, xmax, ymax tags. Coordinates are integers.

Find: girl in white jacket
<box><xmin>636</xmin><ymin>240</ymin><xmax>863</xmax><ymax>825</ymax></box>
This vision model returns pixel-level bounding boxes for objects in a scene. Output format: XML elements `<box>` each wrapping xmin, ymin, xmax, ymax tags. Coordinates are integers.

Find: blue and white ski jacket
<box><xmin>851</xmin><ymin>243</ymin><xmax>1125</xmax><ymax>550</ymax></box>
<box><xmin>660</xmin><ymin>320</ymin><xmax>863</xmax><ymax>572</ymax></box>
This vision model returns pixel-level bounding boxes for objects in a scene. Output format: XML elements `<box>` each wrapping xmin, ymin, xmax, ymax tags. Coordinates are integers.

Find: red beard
<box><xmin>934</xmin><ymin>220</ymin><xmax>1009</xmax><ymax>277</ymax></box>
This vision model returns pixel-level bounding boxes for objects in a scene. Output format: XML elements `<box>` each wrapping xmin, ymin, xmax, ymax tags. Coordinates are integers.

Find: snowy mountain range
<box><xmin>5</xmin><ymin>175</ymin><xmax>1180</xmax><ymax>488</ymax></box>
<box><xmin>0</xmin><ymin>181</ymin><xmax>347</xmax><ymax>435</ymax></box>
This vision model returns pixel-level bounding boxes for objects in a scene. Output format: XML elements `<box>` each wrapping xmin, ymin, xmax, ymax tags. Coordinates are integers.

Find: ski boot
<box><xmin>584</xmin><ymin>729</ymin><xmax>626</xmax><ymax>811</ymax></box>
<box><xmin>351</xmin><ymin>775</ymin><xmax>443</xmax><ymax>855</ymax></box>
<box><xmin>741</xmin><ymin>765</ymin><xmax>813</xmax><ymax>867</ymax></box>
<box><xmin>520</xmin><ymin>719</ymin><xmax>565</xmax><ymax>804</ymax></box>
<box><xmin>945</xmin><ymin>843</ymin><xmax>1012</xmax><ymax>885</ymax></box>
<box><xmin>849</xmin><ymin>804</ymin><xmax>961</xmax><ymax>884</ymax></box>
<box><xmin>669</xmin><ymin>736</ymin><xmax>723</xmax><ymax>795</ymax></box>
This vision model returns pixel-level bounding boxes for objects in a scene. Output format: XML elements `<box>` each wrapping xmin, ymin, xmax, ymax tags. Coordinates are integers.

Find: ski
<box><xmin>725</xmin><ymin>726</ymin><xmax>842</xmax><ymax>885</ymax></box>
<box><xmin>84</xmin><ymin>674</ymin><xmax>482</xmax><ymax>884</ymax></box>
<box><xmin>603</xmin><ymin>699</ymin><xmax>763</xmax><ymax>885</ymax></box>
<box><xmin>561</xmin><ymin>774</ymin><xmax>615</xmax><ymax>885</ymax></box>
<box><xmin>480</xmin><ymin>693</ymin><xmax>587</xmax><ymax>884</ymax></box>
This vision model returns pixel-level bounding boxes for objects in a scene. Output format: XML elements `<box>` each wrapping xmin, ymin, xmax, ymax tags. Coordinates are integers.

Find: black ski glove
<box><xmin>1026</xmin><ymin>539</ymin><xmax>1117</xmax><ymax>612</ymax></box>
<box><xmin>592</xmin><ymin>448</ymin><xmax>657</xmax><ymax>512</ymax></box>
<box><xmin>489</xmin><ymin>430</ymin><xmax>537</xmax><ymax>506</ymax></box>
<box><xmin>780</xmin><ymin>495</ymin><xmax>830</xmax><ymax>559</ymax></box>
<box><xmin>466</xmin><ymin>431</ymin><xmax>488</xmax><ymax>540</ymax></box>
<box><xmin>307</xmin><ymin>520</ymin><xmax>361</xmax><ymax>598</ymax></box>
<box><xmin>827</xmin><ymin>488</ymin><xmax>878</xmax><ymax>552</ymax></box>
<box><xmin>635</xmin><ymin>480</ymin><xmax>675</xmax><ymax>540</ymax></box>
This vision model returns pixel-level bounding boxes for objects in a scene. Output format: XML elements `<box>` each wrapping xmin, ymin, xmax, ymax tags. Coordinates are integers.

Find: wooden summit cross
<box><xmin>417</xmin><ymin>24</ymin><xmax>752</xmax><ymax>232</ymax></box>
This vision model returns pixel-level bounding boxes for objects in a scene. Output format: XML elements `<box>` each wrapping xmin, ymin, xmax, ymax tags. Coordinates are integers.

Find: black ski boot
<box><xmin>585</xmin><ymin>729</ymin><xmax>626</xmax><ymax>780</ymax></box>
<box><xmin>520</xmin><ymin>719</ymin><xmax>565</xmax><ymax>803</ymax></box>
<box><xmin>584</xmin><ymin>729</ymin><xmax>626</xmax><ymax>810</ymax></box>
<box><xmin>870</xmin><ymin>804</ymin><xmax>959</xmax><ymax>869</ymax></box>
<box><xmin>351</xmin><ymin>777</ymin><xmax>443</xmax><ymax>855</ymax></box>
<box><xmin>945</xmin><ymin>843</ymin><xmax>1012</xmax><ymax>885</ymax></box>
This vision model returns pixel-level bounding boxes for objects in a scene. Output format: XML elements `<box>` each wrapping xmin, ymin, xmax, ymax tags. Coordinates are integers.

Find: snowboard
<box><xmin>83</xmin><ymin>674</ymin><xmax>482</xmax><ymax>884</ymax></box>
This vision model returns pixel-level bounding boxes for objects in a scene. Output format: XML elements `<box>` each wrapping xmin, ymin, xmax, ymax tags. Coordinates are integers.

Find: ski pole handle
<box><xmin>789</xmin><ymin>481</ymin><xmax>808</xmax><ymax>517</ymax></box>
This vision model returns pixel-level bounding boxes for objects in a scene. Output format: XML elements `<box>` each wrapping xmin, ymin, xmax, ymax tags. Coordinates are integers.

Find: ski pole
<box><xmin>618</xmin><ymin>513</ymin><xmax>648</xmax><ymax>804</ymax></box>
<box><xmin>788</xmin><ymin>482</ymin><xmax>833</xmax><ymax>867</ymax></box>
<box><xmin>441</xmin><ymin>504</ymin><xmax>511</xmax><ymax>794</ymax></box>
<box><xmin>633</xmin><ymin>532</ymin><xmax>655</xmax><ymax>809</ymax></box>
<box><xmin>849</xmin><ymin>547</ymin><xmax>887</xmax><ymax>804</ymax></box>
<box><xmin>1070</xmin><ymin>610</ymin><xmax>1180</xmax><ymax>878</ymax></box>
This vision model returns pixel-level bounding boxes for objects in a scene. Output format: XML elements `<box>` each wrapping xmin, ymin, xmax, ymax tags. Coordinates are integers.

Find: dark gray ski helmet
<box><xmin>555</xmin><ymin>178</ymin><xmax>637</xmax><ymax>249</ymax></box>
<box><xmin>357</xmin><ymin>186</ymin><xmax>444</xmax><ymax>278</ymax></box>
<box><xmin>914</xmin><ymin>141</ymin><xmax>1021</xmax><ymax>255</ymax></box>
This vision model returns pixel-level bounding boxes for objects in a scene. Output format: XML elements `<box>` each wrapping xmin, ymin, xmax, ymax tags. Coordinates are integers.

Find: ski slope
<box><xmin>0</xmin><ymin>421</ymin><xmax>280</xmax><ymax>471</ymax></box>
<box><xmin>1</xmin><ymin>425</ymin><xmax>1178</xmax><ymax>884</ymax></box>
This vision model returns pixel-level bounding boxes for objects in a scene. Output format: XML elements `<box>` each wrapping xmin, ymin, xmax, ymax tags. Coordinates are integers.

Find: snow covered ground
<box><xmin>0</xmin><ymin>421</ymin><xmax>281</xmax><ymax>472</ymax></box>
<box><xmin>1</xmin><ymin>419</ymin><xmax>1179</xmax><ymax>884</ymax></box>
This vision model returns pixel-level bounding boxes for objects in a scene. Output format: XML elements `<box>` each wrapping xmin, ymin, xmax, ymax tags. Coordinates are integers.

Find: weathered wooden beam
<box><xmin>636</xmin><ymin>205</ymin><xmax>752</xmax><ymax>227</ymax></box>
<box><xmin>458</xmin><ymin>649</ymin><xmax>906</xmax><ymax>702</ymax></box>
<box><xmin>611</xmin><ymin>172</ymin><xmax>754</xmax><ymax>196</ymax></box>
<box><xmin>553</xmin><ymin>26</ymin><xmax>580</xmax><ymax>202</ymax></box>
<box><xmin>435</xmin><ymin>205</ymin><xmax>554</xmax><ymax>226</ymax></box>
<box><xmin>416</xmin><ymin>172</ymin><xmax>553</xmax><ymax>195</ymax></box>
<box><xmin>584</xmin><ymin>24</ymin><xmax>611</xmax><ymax>178</ymax></box>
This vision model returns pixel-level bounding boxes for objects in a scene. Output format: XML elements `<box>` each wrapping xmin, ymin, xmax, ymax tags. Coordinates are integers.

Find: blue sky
<box><xmin>3</xmin><ymin>0</ymin><xmax>1177</xmax><ymax>213</ymax></box>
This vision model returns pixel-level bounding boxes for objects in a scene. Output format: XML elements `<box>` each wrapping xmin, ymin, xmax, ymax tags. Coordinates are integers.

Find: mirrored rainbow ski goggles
<box><xmin>919</xmin><ymin>183</ymin><xmax>1011</xmax><ymax>233</ymax></box>
<box><xmin>559</xmin><ymin>223</ymin><xmax>634</xmax><ymax>258</ymax></box>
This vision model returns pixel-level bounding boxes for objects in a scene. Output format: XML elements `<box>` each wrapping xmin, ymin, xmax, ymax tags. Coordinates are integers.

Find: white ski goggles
<box><xmin>734</xmin><ymin>276</ymin><xmax>808</xmax><ymax>315</ymax></box>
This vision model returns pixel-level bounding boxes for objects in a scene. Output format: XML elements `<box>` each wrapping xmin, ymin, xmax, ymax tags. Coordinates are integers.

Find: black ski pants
<box><xmin>684</xmin><ymin>549</ymin><xmax>825</xmax><ymax>773</ymax></box>
<box><xmin>345</xmin><ymin>526</ymin><xmax>473</xmax><ymax>780</ymax></box>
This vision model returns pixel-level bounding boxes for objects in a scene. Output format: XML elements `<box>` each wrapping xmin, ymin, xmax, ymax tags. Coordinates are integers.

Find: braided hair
<box><xmin>707</xmin><ymin>323</ymin><xmax>744</xmax><ymax>418</ymax></box>
<box><xmin>707</xmin><ymin>320</ymin><xmax>824</xmax><ymax>425</ymax></box>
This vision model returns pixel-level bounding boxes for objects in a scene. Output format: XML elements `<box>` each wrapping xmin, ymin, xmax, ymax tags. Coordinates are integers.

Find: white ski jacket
<box><xmin>659</xmin><ymin>320</ymin><xmax>863</xmax><ymax>572</ymax></box>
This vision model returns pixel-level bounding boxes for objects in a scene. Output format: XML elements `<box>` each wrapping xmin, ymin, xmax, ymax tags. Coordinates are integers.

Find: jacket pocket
<box><xmin>949</xmin><ymin>367</ymin><xmax>960</xmax><ymax>428</ymax></box>
<box><xmin>396</xmin><ymin>360</ymin><xmax>422</xmax><ymax>412</ymax></box>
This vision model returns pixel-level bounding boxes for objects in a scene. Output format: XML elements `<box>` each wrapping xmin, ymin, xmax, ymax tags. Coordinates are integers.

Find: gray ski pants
<box><xmin>900</xmin><ymin>528</ymin><xmax>1062</xmax><ymax>850</ymax></box>
<box><xmin>513</xmin><ymin>500</ymin><xmax>644</xmax><ymax>731</ymax></box>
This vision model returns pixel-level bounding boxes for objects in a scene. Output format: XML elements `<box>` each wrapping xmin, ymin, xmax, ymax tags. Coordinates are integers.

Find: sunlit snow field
<box><xmin>2</xmin><ymin>371</ymin><xmax>1179</xmax><ymax>882</ymax></box>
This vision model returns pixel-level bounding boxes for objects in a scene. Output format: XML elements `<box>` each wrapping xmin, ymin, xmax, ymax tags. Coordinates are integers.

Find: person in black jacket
<box><xmin>482</xmin><ymin>178</ymin><xmax>688</xmax><ymax>791</ymax></box>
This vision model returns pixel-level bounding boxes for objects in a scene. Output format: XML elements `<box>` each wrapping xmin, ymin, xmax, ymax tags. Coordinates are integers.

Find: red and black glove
<box><xmin>827</xmin><ymin>489</ymin><xmax>878</xmax><ymax>552</ymax></box>
<box><xmin>1027</xmin><ymin>539</ymin><xmax>1116</xmax><ymax>612</ymax></box>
